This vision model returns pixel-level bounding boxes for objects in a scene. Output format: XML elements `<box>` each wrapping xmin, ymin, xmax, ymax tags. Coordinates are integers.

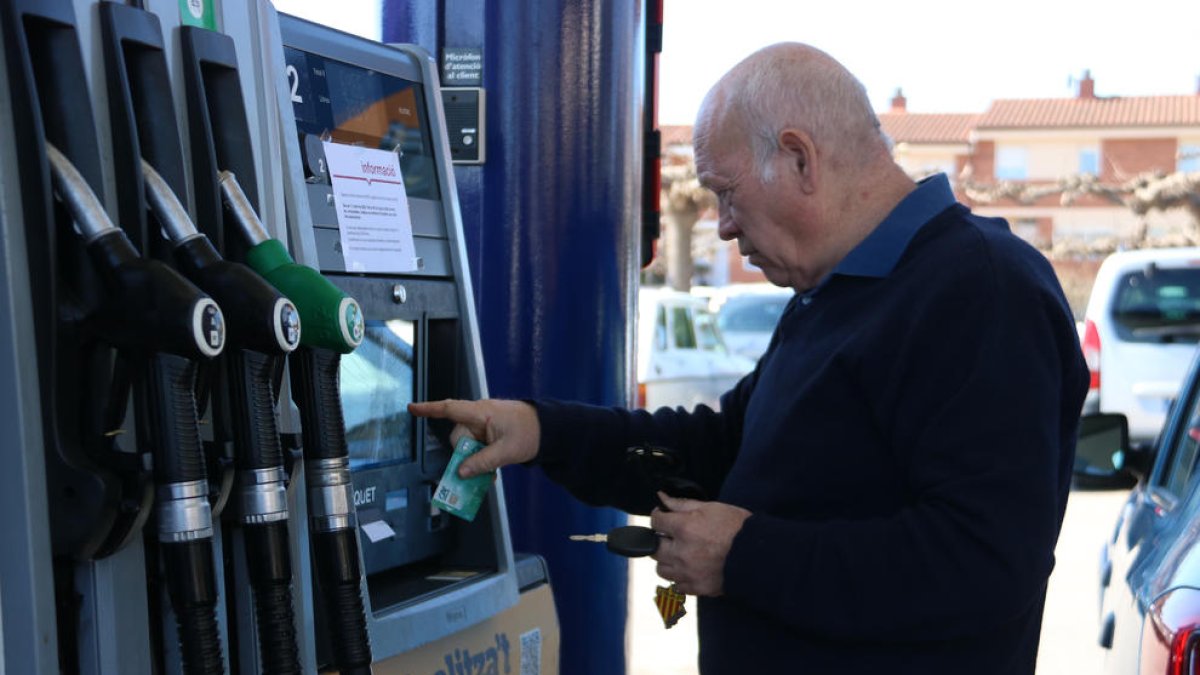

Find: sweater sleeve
<box><xmin>721</xmin><ymin>251</ymin><xmax>1088</xmax><ymax>642</ymax></box>
<box><xmin>531</xmin><ymin>369</ymin><xmax>755</xmax><ymax>515</ymax></box>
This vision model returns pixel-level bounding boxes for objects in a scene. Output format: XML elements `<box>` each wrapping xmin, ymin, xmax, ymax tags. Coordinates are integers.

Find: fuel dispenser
<box><xmin>272</xmin><ymin>12</ymin><xmax>536</xmax><ymax>665</ymax></box>
<box><xmin>0</xmin><ymin>1</ymin><xmax>556</xmax><ymax>673</ymax></box>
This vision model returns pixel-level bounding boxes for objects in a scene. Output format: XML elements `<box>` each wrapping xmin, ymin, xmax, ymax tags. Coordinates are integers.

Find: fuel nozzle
<box><xmin>45</xmin><ymin>144</ymin><xmax>224</xmax><ymax>360</ymax></box>
<box><xmin>142</xmin><ymin>160</ymin><xmax>301</xmax><ymax>355</ymax></box>
<box><xmin>218</xmin><ymin>171</ymin><xmax>363</xmax><ymax>354</ymax></box>
<box><xmin>218</xmin><ymin>170</ymin><xmax>372</xmax><ymax>672</ymax></box>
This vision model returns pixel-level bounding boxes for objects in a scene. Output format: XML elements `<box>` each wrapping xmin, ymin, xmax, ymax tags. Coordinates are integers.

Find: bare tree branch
<box><xmin>959</xmin><ymin>170</ymin><xmax>1200</xmax><ymax>255</ymax></box>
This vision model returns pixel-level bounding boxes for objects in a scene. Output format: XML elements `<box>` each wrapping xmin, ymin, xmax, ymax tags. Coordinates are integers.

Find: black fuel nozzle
<box><xmin>142</xmin><ymin>160</ymin><xmax>301</xmax><ymax>356</ymax></box>
<box><xmin>48</xmin><ymin>143</ymin><xmax>227</xmax><ymax>674</ymax></box>
<box><xmin>45</xmin><ymin>144</ymin><xmax>225</xmax><ymax>361</ymax></box>
<box><xmin>143</xmin><ymin>160</ymin><xmax>304</xmax><ymax>672</ymax></box>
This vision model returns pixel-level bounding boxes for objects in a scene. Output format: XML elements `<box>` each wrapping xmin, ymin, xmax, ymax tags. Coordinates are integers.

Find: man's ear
<box><xmin>778</xmin><ymin>128</ymin><xmax>817</xmax><ymax>194</ymax></box>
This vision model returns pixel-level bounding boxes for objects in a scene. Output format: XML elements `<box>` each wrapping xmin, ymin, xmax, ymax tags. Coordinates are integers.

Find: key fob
<box><xmin>606</xmin><ymin>525</ymin><xmax>660</xmax><ymax>558</ymax></box>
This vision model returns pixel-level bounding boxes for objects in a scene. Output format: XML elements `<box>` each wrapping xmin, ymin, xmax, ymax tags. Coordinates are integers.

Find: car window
<box><xmin>1111</xmin><ymin>266</ymin><xmax>1200</xmax><ymax>343</ymax></box>
<box><xmin>671</xmin><ymin>306</ymin><xmax>697</xmax><ymax>349</ymax></box>
<box><xmin>1157</xmin><ymin>390</ymin><xmax>1200</xmax><ymax>499</ymax></box>
<box><xmin>719</xmin><ymin>297</ymin><xmax>788</xmax><ymax>333</ymax></box>
<box><xmin>655</xmin><ymin>305</ymin><xmax>668</xmax><ymax>351</ymax></box>
<box><xmin>694</xmin><ymin>310</ymin><xmax>726</xmax><ymax>354</ymax></box>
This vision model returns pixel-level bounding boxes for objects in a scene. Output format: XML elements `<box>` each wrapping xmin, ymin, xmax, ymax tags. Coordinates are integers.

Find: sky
<box><xmin>658</xmin><ymin>0</ymin><xmax>1200</xmax><ymax>123</ymax></box>
<box><xmin>275</xmin><ymin>0</ymin><xmax>1200</xmax><ymax>123</ymax></box>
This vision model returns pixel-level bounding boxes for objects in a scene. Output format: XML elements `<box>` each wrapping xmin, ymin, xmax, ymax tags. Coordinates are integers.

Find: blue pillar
<box><xmin>385</xmin><ymin>2</ymin><xmax>644</xmax><ymax>674</ymax></box>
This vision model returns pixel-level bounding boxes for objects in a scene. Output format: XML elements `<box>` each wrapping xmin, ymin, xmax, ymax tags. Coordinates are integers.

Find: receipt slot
<box><xmin>277</xmin><ymin>13</ymin><xmax>522</xmax><ymax>660</ymax></box>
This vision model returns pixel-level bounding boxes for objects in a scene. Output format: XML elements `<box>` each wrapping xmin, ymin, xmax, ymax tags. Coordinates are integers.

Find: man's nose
<box><xmin>716</xmin><ymin>213</ymin><xmax>738</xmax><ymax>241</ymax></box>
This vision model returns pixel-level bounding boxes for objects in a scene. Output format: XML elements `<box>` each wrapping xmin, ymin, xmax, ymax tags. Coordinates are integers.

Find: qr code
<box><xmin>519</xmin><ymin>628</ymin><xmax>541</xmax><ymax>675</ymax></box>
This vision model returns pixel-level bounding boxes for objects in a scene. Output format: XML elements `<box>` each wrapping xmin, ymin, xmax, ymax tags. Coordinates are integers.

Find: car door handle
<box><xmin>1099</xmin><ymin>612</ymin><xmax>1115</xmax><ymax>649</ymax></box>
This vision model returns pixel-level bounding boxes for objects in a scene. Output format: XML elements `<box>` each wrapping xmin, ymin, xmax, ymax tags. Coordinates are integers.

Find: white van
<box><xmin>1081</xmin><ymin>248</ymin><xmax>1200</xmax><ymax>443</ymax></box>
<box><xmin>636</xmin><ymin>287</ymin><xmax>755</xmax><ymax>411</ymax></box>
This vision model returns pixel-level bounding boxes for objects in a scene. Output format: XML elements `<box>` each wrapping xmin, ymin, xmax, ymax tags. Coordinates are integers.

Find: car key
<box><xmin>570</xmin><ymin>523</ymin><xmax>687</xmax><ymax>629</ymax></box>
<box><xmin>569</xmin><ymin>525</ymin><xmax>661</xmax><ymax>558</ymax></box>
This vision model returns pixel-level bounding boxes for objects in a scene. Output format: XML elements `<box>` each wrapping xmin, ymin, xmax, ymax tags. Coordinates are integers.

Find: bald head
<box><xmin>695</xmin><ymin>43</ymin><xmax>887</xmax><ymax>181</ymax></box>
<box><xmin>693</xmin><ymin>43</ymin><xmax>915</xmax><ymax>292</ymax></box>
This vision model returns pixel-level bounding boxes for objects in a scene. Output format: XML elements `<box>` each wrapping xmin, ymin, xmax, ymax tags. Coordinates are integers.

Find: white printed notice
<box><xmin>323</xmin><ymin>141</ymin><xmax>418</xmax><ymax>273</ymax></box>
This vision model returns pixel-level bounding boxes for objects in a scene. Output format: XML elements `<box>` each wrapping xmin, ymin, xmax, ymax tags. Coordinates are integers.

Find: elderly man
<box><xmin>411</xmin><ymin>43</ymin><xmax>1087</xmax><ymax>673</ymax></box>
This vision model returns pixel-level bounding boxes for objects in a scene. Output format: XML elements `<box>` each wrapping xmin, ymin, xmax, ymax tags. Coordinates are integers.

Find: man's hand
<box><xmin>407</xmin><ymin>399</ymin><xmax>540</xmax><ymax>477</ymax></box>
<box><xmin>650</xmin><ymin>492</ymin><xmax>752</xmax><ymax>597</ymax></box>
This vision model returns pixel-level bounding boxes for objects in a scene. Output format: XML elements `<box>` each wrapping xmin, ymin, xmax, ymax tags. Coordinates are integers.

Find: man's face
<box><xmin>695</xmin><ymin>121</ymin><xmax>813</xmax><ymax>290</ymax></box>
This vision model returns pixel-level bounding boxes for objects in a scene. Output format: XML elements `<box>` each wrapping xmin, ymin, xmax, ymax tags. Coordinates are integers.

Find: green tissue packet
<box><xmin>431</xmin><ymin>436</ymin><xmax>494</xmax><ymax>521</ymax></box>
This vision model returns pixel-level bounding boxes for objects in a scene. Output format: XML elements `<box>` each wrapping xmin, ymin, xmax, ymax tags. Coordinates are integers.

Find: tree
<box><xmin>658</xmin><ymin>162</ymin><xmax>716</xmax><ymax>291</ymax></box>
<box><xmin>959</xmin><ymin>169</ymin><xmax>1200</xmax><ymax>254</ymax></box>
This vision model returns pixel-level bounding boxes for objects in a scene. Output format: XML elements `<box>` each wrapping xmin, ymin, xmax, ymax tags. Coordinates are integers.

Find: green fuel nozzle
<box><xmin>219</xmin><ymin>171</ymin><xmax>364</xmax><ymax>354</ymax></box>
<box><xmin>218</xmin><ymin>172</ymin><xmax>373</xmax><ymax>671</ymax></box>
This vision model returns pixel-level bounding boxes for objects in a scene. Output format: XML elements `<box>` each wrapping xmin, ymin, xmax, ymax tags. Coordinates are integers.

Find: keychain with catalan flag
<box><xmin>569</xmin><ymin>448</ymin><xmax>706</xmax><ymax>629</ymax></box>
<box><xmin>654</xmin><ymin>583</ymin><xmax>687</xmax><ymax>628</ymax></box>
<box><xmin>568</xmin><ymin>524</ymin><xmax>688</xmax><ymax>628</ymax></box>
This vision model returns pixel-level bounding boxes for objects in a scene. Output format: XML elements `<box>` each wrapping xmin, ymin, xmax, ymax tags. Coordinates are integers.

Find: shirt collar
<box><xmin>832</xmin><ymin>173</ymin><xmax>956</xmax><ymax>279</ymax></box>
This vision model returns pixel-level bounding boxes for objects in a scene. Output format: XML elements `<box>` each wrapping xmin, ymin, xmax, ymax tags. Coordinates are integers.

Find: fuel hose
<box><xmin>219</xmin><ymin>171</ymin><xmax>372</xmax><ymax>674</ymax></box>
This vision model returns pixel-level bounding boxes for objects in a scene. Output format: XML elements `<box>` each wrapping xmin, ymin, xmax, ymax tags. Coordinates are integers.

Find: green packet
<box><xmin>431</xmin><ymin>436</ymin><xmax>494</xmax><ymax>521</ymax></box>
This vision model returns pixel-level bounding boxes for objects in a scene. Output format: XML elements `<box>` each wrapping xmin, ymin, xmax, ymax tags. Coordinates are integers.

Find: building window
<box><xmin>1012</xmin><ymin>218</ymin><xmax>1047</xmax><ymax>247</ymax></box>
<box><xmin>1180</xmin><ymin>145</ymin><xmax>1200</xmax><ymax>173</ymax></box>
<box><xmin>995</xmin><ymin>147</ymin><xmax>1028</xmax><ymax>180</ymax></box>
<box><xmin>1079</xmin><ymin>148</ymin><xmax>1100</xmax><ymax>176</ymax></box>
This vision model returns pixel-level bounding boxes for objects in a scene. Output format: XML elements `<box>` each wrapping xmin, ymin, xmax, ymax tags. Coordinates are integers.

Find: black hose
<box><xmin>164</xmin><ymin>540</ymin><xmax>224</xmax><ymax>675</ymax></box>
<box><xmin>244</xmin><ymin>521</ymin><xmax>300</xmax><ymax>674</ymax></box>
<box><xmin>227</xmin><ymin>350</ymin><xmax>301</xmax><ymax>673</ymax></box>
<box><xmin>290</xmin><ymin>346</ymin><xmax>373</xmax><ymax>672</ymax></box>
<box><xmin>312</xmin><ymin>528</ymin><xmax>372</xmax><ymax>674</ymax></box>
<box><xmin>141</xmin><ymin>353</ymin><xmax>225</xmax><ymax>675</ymax></box>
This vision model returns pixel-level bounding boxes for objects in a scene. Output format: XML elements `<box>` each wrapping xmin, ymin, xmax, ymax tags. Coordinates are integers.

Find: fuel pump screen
<box><xmin>284</xmin><ymin>46</ymin><xmax>440</xmax><ymax>202</ymax></box>
<box><xmin>339</xmin><ymin>319</ymin><xmax>415</xmax><ymax>469</ymax></box>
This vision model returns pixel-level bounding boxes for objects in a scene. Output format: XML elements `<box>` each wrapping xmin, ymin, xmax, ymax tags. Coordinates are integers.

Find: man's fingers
<box><xmin>650</xmin><ymin>507</ymin><xmax>683</xmax><ymax>538</ymax></box>
<box><xmin>408</xmin><ymin>399</ymin><xmax>489</xmax><ymax>427</ymax></box>
<box><xmin>458</xmin><ymin>449</ymin><xmax>496</xmax><ymax>478</ymax></box>
<box><xmin>448</xmin><ymin>424</ymin><xmax>472</xmax><ymax>448</ymax></box>
<box><xmin>657</xmin><ymin>492</ymin><xmax>703</xmax><ymax>513</ymax></box>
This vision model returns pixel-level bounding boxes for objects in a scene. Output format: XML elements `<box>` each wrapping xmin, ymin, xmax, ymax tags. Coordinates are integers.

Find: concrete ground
<box><xmin>625</xmin><ymin>488</ymin><xmax>1130</xmax><ymax>674</ymax></box>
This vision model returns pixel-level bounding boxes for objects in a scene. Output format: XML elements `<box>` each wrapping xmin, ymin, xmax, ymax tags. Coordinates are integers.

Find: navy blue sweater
<box><xmin>534</xmin><ymin>200</ymin><xmax>1089</xmax><ymax>673</ymax></box>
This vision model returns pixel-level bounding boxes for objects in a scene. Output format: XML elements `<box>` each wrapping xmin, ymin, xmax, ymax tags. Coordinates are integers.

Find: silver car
<box><xmin>715</xmin><ymin>286</ymin><xmax>793</xmax><ymax>361</ymax></box>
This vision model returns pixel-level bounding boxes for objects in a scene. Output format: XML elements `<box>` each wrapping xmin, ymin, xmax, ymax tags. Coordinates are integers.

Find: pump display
<box><xmin>0</xmin><ymin>1</ymin><xmax>550</xmax><ymax>673</ymax></box>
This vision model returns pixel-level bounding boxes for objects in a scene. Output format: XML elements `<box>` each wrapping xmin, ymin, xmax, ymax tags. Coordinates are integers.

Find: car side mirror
<box><xmin>1074</xmin><ymin>413</ymin><xmax>1139</xmax><ymax>484</ymax></box>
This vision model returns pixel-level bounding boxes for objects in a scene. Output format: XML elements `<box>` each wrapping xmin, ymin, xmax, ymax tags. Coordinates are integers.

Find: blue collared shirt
<box><xmin>798</xmin><ymin>173</ymin><xmax>957</xmax><ymax>305</ymax></box>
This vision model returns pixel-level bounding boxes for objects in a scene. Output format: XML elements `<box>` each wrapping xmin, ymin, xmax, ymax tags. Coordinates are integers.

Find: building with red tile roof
<box><xmin>662</xmin><ymin>73</ymin><xmax>1200</xmax><ymax>286</ymax></box>
<box><xmin>882</xmin><ymin>74</ymin><xmax>1200</xmax><ymax>247</ymax></box>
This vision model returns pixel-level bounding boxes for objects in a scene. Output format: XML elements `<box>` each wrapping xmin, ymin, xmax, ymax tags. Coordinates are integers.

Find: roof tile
<box><xmin>977</xmin><ymin>95</ymin><xmax>1200</xmax><ymax>129</ymax></box>
<box><xmin>878</xmin><ymin>113</ymin><xmax>980</xmax><ymax>144</ymax></box>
